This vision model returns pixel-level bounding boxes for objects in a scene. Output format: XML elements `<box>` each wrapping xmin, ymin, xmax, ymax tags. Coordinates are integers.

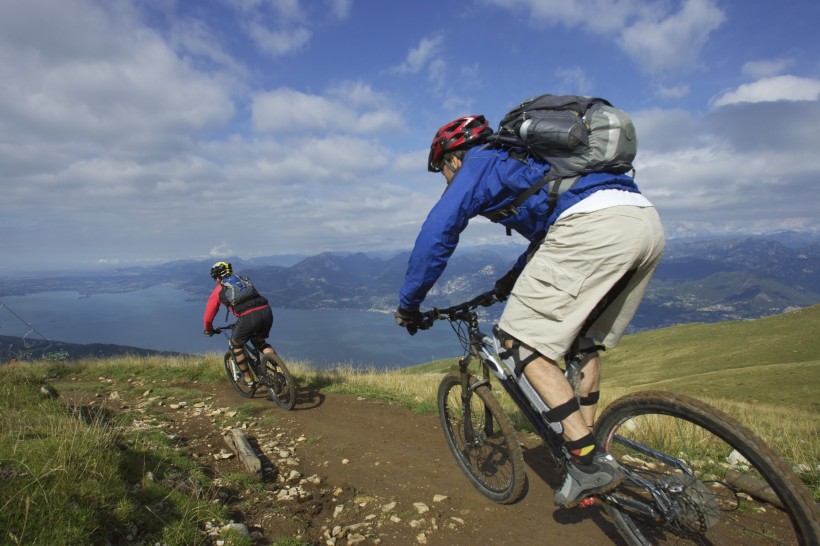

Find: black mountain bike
<box><xmin>214</xmin><ymin>324</ymin><xmax>295</xmax><ymax>410</ymax></box>
<box><xmin>417</xmin><ymin>290</ymin><xmax>819</xmax><ymax>545</ymax></box>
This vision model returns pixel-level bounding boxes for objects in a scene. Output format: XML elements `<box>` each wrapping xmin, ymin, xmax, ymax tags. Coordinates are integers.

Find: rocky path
<box><xmin>63</xmin><ymin>377</ymin><xmax>626</xmax><ymax>546</ymax></box>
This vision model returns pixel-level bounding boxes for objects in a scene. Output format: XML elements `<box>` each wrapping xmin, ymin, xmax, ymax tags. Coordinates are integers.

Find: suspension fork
<box><xmin>459</xmin><ymin>322</ymin><xmax>494</xmax><ymax>446</ymax></box>
<box><xmin>458</xmin><ymin>354</ymin><xmax>478</xmax><ymax>445</ymax></box>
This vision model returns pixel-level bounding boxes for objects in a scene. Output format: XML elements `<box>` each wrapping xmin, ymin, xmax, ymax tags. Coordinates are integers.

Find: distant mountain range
<box><xmin>0</xmin><ymin>334</ymin><xmax>185</xmax><ymax>362</ymax></box>
<box><xmin>3</xmin><ymin>232</ymin><xmax>818</xmax><ymax>335</ymax></box>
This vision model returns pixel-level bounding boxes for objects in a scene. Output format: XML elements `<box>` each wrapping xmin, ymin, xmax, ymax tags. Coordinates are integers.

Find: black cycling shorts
<box><xmin>231</xmin><ymin>306</ymin><xmax>273</xmax><ymax>348</ymax></box>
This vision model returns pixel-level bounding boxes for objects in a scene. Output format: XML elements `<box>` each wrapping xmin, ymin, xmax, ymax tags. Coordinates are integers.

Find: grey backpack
<box><xmin>221</xmin><ymin>274</ymin><xmax>259</xmax><ymax>307</ymax></box>
<box><xmin>483</xmin><ymin>94</ymin><xmax>638</xmax><ymax>229</ymax></box>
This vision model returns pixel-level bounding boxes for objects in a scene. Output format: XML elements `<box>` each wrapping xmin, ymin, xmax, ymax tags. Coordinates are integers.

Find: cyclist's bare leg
<box><xmin>522</xmin><ymin>356</ymin><xmax>592</xmax><ymax>443</ymax></box>
<box><xmin>576</xmin><ymin>353</ymin><xmax>601</xmax><ymax>430</ymax></box>
<box><xmin>230</xmin><ymin>341</ymin><xmax>253</xmax><ymax>383</ymax></box>
<box><xmin>254</xmin><ymin>336</ymin><xmax>275</xmax><ymax>358</ymax></box>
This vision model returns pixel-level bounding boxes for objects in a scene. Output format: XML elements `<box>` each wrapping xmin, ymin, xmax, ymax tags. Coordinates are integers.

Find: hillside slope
<box><xmin>601</xmin><ymin>304</ymin><xmax>819</xmax><ymax>411</ymax></box>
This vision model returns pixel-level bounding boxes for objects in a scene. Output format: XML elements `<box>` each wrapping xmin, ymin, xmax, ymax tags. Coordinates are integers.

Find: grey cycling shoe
<box><xmin>554</xmin><ymin>451</ymin><xmax>624</xmax><ymax>508</ymax></box>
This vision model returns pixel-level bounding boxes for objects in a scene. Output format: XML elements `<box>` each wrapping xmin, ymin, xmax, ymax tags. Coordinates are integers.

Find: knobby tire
<box><xmin>262</xmin><ymin>351</ymin><xmax>295</xmax><ymax>410</ymax></box>
<box><xmin>437</xmin><ymin>372</ymin><xmax>526</xmax><ymax>504</ymax></box>
<box><xmin>223</xmin><ymin>351</ymin><xmax>255</xmax><ymax>398</ymax></box>
<box><xmin>594</xmin><ymin>391</ymin><xmax>819</xmax><ymax>546</ymax></box>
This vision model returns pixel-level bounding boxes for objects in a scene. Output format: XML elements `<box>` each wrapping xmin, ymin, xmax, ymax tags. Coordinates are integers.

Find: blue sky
<box><xmin>2</xmin><ymin>0</ymin><xmax>819</xmax><ymax>271</ymax></box>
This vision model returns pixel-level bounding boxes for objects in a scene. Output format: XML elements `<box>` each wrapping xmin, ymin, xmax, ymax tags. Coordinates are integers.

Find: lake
<box><xmin>0</xmin><ymin>285</ymin><xmax>464</xmax><ymax>369</ymax></box>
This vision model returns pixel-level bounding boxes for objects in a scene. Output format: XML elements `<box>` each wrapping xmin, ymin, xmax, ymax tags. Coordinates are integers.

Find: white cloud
<box><xmin>655</xmin><ymin>83</ymin><xmax>690</xmax><ymax>99</ymax></box>
<box><xmin>392</xmin><ymin>35</ymin><xmax>443</xmax><ymax>74</ymax></box>
<box><xmin>210</xmin><ymin>244</ymin><xmax>235</xmax><ymax>258</ymax></box>
<box><xmin>481</xmin><ymin>0</ymin><xmax>725</xmax><ymax>77</ymax></box>
<box><xmin>250</xmin><ymin>85</ymin><xmax>404</xmax><ymax>134</ymax></box>
<box><xmin>0</xmin><ymin>0</ymin><xmax>234</xmax><ymax>163</ymax></box>
<box><xmin>555</xmin><ymin>67</ymin><xmax>594</xmax><ymax>94</ymax></box>
<box><xmin>481</xmin><ymin>0</ymin><xmax>636</xmax><ymax>33</ymax></box>
<box><xmin>633</xmin><ymin>95</ymin><xmax>820</xmax><ymax>236</ymax></box>
<box><xmin>710</xmin><ymin>75</ymin><xmax>820</xmax><ymax>108</ymax></box>
<box><xmin>327</xmin><ymin>0</ymin><xmax>352</xmax><ymax>19</ymax></box>
<box><xmin>619</xmin><ymin>0</ymin><xmax>725</xmax><ymax>75</ymax></box>
<box><xmin>247</xmin><ymin>22</ymin><xmax>311</xmax><ymax>56</ymax></box>
<box><xmin>742</xmin><ymin>58</ymin><xmax>795</xmax><ymax>79</ymax></box>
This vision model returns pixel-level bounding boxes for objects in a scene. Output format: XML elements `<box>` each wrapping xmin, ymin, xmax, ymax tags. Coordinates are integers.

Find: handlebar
<box><xmin>212</xmin><ymin>323</ymin><xmax>236</xmax><ymax>334</ymax></box>
<box><xmin>418</xmin><ymin>290</ymin><xmax>498</xmax><ymax>329</ymax></box>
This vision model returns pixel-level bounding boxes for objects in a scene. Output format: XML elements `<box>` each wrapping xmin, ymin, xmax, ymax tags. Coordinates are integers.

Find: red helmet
<box><xmin>428</xmin><ymin>115</ymin><xmax>493</xmax><ymax>172</ymax></box>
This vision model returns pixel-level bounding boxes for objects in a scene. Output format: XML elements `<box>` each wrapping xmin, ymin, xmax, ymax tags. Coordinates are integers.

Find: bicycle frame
<box><xmin>455</xmin><ymin>309</ymin><xmax>699</xmax><ymax>517</ymax></box>
<box><xmin>443</xmin><ymin>298</ymin><xmax>571</xmax><ymax>468</ymax></box>
<box><xmin>430</xmin><ymin>292</ymin><xmax>685</xmax><ymax>497</ymax></box>
<box><xmin>217</xmin><ymin>325</ymin><xmax>262</xmax><ymax>379</ymax></box>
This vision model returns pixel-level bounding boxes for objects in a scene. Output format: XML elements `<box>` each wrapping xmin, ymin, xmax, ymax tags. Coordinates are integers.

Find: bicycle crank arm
<box><xmin>599</xmin><ymin>492</ymin><xmax>661</xmax><ymax>520</ymax></box>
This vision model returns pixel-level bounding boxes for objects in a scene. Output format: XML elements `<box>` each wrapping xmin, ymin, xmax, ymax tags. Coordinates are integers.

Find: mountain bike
<box><xmin>417</xmin><ymin>290</ymin><xmax>819</xmax><ymax>545</ymax></box>
<box><xmin>213</xmin><ymin>324</ymin><xmax>296</xmax><ymax>410</ymax></box>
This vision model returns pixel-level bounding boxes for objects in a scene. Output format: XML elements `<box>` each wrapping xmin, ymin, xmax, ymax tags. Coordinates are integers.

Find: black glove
<box><xmin>395</xmin><ymin>306</ymin><xmax>424</xmax><ymax>336</ymax></box>
<box><xmin>493</xmin><ymin>268</ymin><xmax>520</xmax><ymax>302</ymax></box>
<box><xmin>204</xmin><ymin>329</ymin><xmax>215</xmax><ymax>337</ymax></box>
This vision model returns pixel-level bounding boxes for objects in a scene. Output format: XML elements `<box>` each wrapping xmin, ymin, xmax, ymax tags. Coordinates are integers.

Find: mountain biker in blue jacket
<box><xmin>395</xmin><ymin>114</ymin><xmax>665</xmax><ymax>508</ymax></box>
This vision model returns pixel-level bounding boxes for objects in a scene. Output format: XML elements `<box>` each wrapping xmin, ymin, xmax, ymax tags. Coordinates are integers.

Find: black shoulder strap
<box><xmin>481</xmin><ymin>174</ymin><xmax>555</xmax><ymax>224</ymax></box>
<box><xmin>481</xmin><ymin>173</ymin><xmax>581</xmax><ymax>236</ymax></box>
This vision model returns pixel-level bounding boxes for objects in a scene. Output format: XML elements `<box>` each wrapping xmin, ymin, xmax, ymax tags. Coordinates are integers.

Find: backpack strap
<box><xmin>481</xmin><ymin>173</ymin><xmax>580</xmax><ymax>236</ymax></box>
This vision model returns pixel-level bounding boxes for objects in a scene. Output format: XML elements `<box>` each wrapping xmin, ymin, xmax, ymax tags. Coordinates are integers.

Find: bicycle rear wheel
<box><xmin>261</xmin><ymin>351</ymin><xmax>295</xmax><ymax>410</ymax></box>
<box><xmin>595</xmin><ymin>391</ymin><xmax>819</xmax><ymax>546</ymax></box>
<box><xmin>223</xmin><ymin>351</ymin><xmax>256</xmax><ymax>398</ymax></box>
<box><xmin>437</xmin><ymin>371</ymin><xmax>526</xmax><ymax>504</ymax></box>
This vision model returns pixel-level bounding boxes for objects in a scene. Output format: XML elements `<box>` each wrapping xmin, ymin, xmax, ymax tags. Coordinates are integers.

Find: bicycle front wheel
<box><xmin>437</xmin><ymin>371</ymin><xmax>526</xmax><ymax>504</ymax></box>
<box><xmin>223</xmin><ymin>351</ymin><xmax>256</xmax><ymax>398</ymax></box>
<box><xmin>595</xmin><ymin>391</ymin><xmax>819</xmax><ymax>546</ymax></box>
<box><xmin>261</xmin><ymin>351</ymin><xmax>295</xmax><ymax>410</ymax></box>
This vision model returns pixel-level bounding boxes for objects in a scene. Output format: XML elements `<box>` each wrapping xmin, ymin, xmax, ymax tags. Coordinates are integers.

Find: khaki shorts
<box><xmin>498</xmin><ymin>205</ymin><xmax>665</xmax><ymax>361</ymax></box>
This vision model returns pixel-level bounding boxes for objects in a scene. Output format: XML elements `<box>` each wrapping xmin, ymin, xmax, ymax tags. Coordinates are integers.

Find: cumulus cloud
<box><xmin>0</xmin><ymin>0</ymin><xmax>234</xmax><ymax>164</ymax></box>
<box><xmin>710</xmin><ymin>75</ymin><xmax>820</xmax><ymax>108</ymax></box>
<box><xmin>481</xmin><ymin>0</ymin><xmax>635</xmax><ymax>33</ymax></box>
<box><xmin>554</xmin><ymin>67</ymin><xmax>594</xmax><ymax>95</ymax></box>
<box><xmin>481</xmin><ymin>0</ymin><xmax>725</xmax><ymax>77</ymax></box>
<box><xmin>247</xmin><ymin>22</ymin><xmax>311</xmax><ymax>56</ymax></box>
<box><xmin>619</xmin><ymin>0</ymin><xmax>725</xmax><ymax>75</ymax></box>
<box><xmin>250</xmin><ymin>84</ymin><xmax>404</xmax><ymax>134</ymax></box>
<box><xmin>392</xmin><ymin>35</ymin><xmax>443</xmax><ymax>74</ymax></box>
<box><xmin>742</xmin><ymin>58</ymin><xmax>795</xmax><ymax>79</ymax></box>
<box><xmin>634</xmin><ymin>78</ymin><xmax>820</xmax><ymax>236</ymax></box>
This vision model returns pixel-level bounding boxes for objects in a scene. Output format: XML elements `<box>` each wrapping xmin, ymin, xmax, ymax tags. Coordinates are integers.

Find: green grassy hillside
<box><xmin>600</xmin><ymin>305</ymin><xmax>819</xmax><ymax>411</ymax></box>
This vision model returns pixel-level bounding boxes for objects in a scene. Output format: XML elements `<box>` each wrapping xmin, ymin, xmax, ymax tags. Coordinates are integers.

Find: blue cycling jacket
<box><xmin>398</xmin><ymin>145</ymin><xmax>640</xmax><ymax>311</ymax></box>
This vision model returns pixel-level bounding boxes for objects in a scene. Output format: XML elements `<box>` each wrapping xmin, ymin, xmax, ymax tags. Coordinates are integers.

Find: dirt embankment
<box><xmin>62</xmin><ymin>378</ymin><xmax>626</xmax><ymax>546</ymax></box>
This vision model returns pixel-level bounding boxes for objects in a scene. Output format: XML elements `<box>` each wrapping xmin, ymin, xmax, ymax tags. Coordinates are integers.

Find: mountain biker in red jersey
<box><xmin>203</xmin><ymin>261</ymin><xmax>275</xmax><ymax>386</ymax></box>
<box><xmin>395</xmin><ymin>115</ymin><xmax>665</xmax><ymax>508</ymax></box>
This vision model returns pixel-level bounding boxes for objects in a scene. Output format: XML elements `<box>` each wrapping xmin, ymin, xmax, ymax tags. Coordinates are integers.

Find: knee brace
<box><xmin>568</xmin><ymin>336</ymin><xmax>604</xmax><ymax>364</ymax></box>
<box><xmin>542</xmin><ymin>397</ymin><xmax>581</xmax><ymax>424</ymax></box>
<box><xmin>230</xmin><ymin>343</ymin><xmax>245</xmax><ymax>360</ymax></box>
<box><xmin>580</xmin><ymin>391</ymin><xmax>600</xmax><ymax>407</ymax></box>
<box><xmin>496</xmin><ymin>329</ymin><xmax>540</xmax><ymax>376</ymax></box>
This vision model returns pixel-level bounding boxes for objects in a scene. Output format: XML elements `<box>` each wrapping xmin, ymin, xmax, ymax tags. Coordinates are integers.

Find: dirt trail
<box><xmin>63</xmin><ymin>378</ymin><xmax>627</xmax><ymax>545</ymax></box>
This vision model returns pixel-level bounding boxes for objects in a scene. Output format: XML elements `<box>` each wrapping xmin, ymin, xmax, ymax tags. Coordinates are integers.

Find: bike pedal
<box><xmin>577</xmin><ymin>497</ymin><xmax>597</xmax><ymax>508</ymax></box>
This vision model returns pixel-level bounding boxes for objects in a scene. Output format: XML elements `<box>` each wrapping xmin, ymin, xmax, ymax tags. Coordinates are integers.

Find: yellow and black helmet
<box><xmin>210</xmin><ymin>261</ymin><xmax>232</xmax><ymax>279</ymax></box>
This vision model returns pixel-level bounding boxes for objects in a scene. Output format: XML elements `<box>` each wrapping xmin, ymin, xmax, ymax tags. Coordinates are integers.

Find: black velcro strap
<box><xmin>231</xmin><ymin>346</ymin><xmax>245</xmax><ymax>357</ymax></box>
<box><xmin>579</xmin><ymin>391</ymin><xmax>600</xmax><ymax>406</ymax></box>
<box><xmin>542</xmin><ymin>397</ymin><xmax>580</xmax><ymax>423</ymax></box>
<box><xmin>565</xmin><ymin>433</ymin><xmax>596</xmax><ymax>451</ymax></box>
<box><xmin>497</xmin><ymin>335</ymin><xmax>540</xmax><ymax>376</ymax></box>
